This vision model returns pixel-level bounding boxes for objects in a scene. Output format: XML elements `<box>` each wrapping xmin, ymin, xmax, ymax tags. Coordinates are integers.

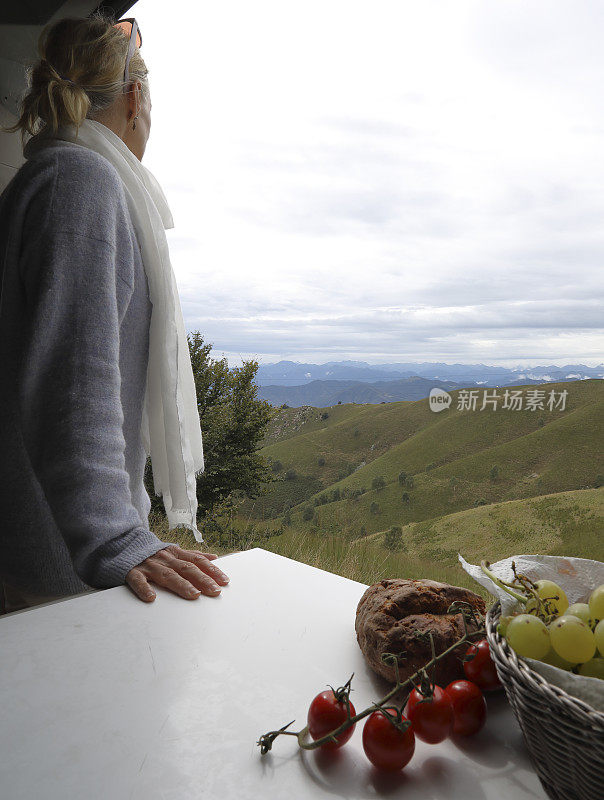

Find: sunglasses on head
<box><xmin>113</xmin><ymin>18</ymin><xmax>142</xmax><ymax>87</ymax></box>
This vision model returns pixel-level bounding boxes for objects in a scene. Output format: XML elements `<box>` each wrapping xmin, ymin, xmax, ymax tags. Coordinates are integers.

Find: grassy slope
<box><xmin>300</xmin><ymin>398</ymin><xmax>603</xmax><ymax>536</ymax></box>
<box><xmin>254</xmin><ymin>381</ymin><xmax>602</xmax><ymax>533</ymax></box>
<box><xmin>358</xmin><ymin>487</ymin><xmax>604</xmax><ymax>563</ymax></box>
<box><xmin>216</xmin><ymin>488</ymin><xmax>601</xmax><ymax>598</ymax></box>
<box><xmin>155</xmin><ymin>382</ymin><xmax>602</xmax><ymax>597</ymax></box>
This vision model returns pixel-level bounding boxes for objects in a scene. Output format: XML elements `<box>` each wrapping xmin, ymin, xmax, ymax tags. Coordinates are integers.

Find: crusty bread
<box><xmin>355</xmin><ymin>578</ymin><xmax>486</xmax><ymax>687</ymax></box>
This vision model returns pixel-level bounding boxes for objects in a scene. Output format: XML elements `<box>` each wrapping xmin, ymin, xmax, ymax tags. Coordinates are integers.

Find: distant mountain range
<box><xmin>254</xmin><ymin>360</ymin><xmax>603</xmax><ymax>407</ymax></box>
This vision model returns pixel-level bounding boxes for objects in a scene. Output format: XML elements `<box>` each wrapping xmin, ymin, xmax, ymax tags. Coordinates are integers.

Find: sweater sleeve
<box><xmin>16</xmin><ymin>151</ymin><xmax>175</xmax><ymax>589</ymax></box>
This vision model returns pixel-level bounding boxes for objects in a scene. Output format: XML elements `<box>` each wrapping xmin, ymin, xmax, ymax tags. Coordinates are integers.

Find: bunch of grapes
<box><xmin>482</xmin><ymin>562</ymin><xmax>604</xmax><ymax>679</ymax></box>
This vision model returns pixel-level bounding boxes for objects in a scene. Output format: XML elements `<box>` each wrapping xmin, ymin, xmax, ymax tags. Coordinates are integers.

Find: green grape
<box><xmin>540</xmin><ymin>648</ymin><xmax>576</xmax><ymax>671</ymax></box>
<box><xmin>594</xmin><ymin>619</ymin><xmax>604</xmax><ymax>657</ymax></box>
<box><xmin>578</xmin><ymin>657</ymin><xmax>604</xmax><ymax>680</ymax></box>
<box><xmin>497</xmin><ymin>615</ymin><xmax>513</xmax><ymax>637</ymax></box>
<box><xmin>589</xmin><ymin>585</ymin><xmax>604</xmax><ymax>624</ymax></box>
<box><xmin>506</xmin><ymin>614</ymin><xmax>550</xmax><ymax>659</ymax></box>
<box><xmin>534</xmin><ymin>580</ymin><xmax>569</xmax><ymax>616</ymax></box>
<box><xmin>549</xmin><ymin>616</ymin><xmax>596</xmax><ymax>663</ymax></box>
<box><xmin>563</xmin><ymin>603</ymin><xmax>592</xmax><ymax>627</ymax></box>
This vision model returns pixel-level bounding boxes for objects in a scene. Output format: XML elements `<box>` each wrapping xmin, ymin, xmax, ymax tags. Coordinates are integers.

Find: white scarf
<box><xmin>23</xmin><ymin>118</ymin><xmax>205</xmax><ymax>542</ymax></box>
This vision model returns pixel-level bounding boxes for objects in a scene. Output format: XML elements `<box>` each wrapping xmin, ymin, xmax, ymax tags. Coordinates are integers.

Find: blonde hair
<box><xmin>3</xmin><ymin>10</ymin><xmax>149</xmax><ymax>145</ymax></box>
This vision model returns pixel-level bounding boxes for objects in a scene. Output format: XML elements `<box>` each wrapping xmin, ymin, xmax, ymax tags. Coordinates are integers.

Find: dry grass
<box><xmin>150</xmin><ymin>509</ymin><xmax>493</xmax><ymax>602</ymax></box>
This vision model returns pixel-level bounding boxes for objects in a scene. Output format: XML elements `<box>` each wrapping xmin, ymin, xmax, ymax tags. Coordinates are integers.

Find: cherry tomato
<box><xmin>463</xmin><ymin>638</ymin><xmax>502</xmax><ymax>691</ymax></box>
<box><xmin>403</xmin><ymin>685</ymin><xmax>453</xmax><ymax>744</ymax></box>
<box><xmin>307</xmin><ymin>690</ymin><xmax>356</xmax><ymax>750</ymax></box>
<box><xmin>362</xmin><ymin>707</ymin><xmax>415</xmax><ymax>771</ymax></box>
<box><xmin>444</xmin><ymin>680</ymin><xmax>487</xmax><ymax>737</ymax></box>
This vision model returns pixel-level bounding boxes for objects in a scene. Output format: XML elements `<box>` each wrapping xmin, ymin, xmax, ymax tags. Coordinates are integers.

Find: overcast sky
<box><xmin>133</xmin><ymin>0</ymin><xmax>603</xmax><ymax>367</ymax></box>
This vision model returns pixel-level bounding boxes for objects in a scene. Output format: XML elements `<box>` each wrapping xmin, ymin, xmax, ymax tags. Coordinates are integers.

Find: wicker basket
<box><xmin>486</xmin><ymin>602</ymin><xmax>604</xmax><ymax>800</ymax></box>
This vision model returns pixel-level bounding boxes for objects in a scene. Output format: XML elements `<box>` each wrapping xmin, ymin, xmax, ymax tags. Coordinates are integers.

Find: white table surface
<box><xmin>0</xmin><ymin>548</ymin><xmax>547</xmax><ymax>800</ymax></box>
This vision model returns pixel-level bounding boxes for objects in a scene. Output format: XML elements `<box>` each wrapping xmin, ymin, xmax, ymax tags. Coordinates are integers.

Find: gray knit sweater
<box><xmin>0</xmin><ymin>139</ymin><xmax>175</xmax><ymax>596</ymax></box>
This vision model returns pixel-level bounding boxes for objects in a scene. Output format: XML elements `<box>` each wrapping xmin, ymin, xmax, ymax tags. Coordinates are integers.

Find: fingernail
<box><xmin>189</xmin><ymin>589</ymin><xmax>201</xmax><ymax>598</ymax></box>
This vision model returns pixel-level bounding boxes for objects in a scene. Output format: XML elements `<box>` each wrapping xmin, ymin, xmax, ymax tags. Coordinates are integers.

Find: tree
<box><xmin>302</xmin><ymin>505</ymin><xmax>314</xmax><ymax>521</ymax></box>
<box><xmin>321</xmin><ymin>412</ymin><xmax>329</xmax><ymax>420</ymax></box>
<box><xmin>372</xmin><ymin>476</ymin><xmax>386</xmax><ymax>491</ymax></box>
<box><xmin>490</xmin><ymin>465</ymin><xmax>499</xmax><ymax>482</ymax></box>
<box><xmin>271</xmin><ymin>460</ymin><xmax>283</xmax><ymax>473</ymax></box>
<box><xmin>401</xmin><ymin>492</ymin><xmax>410</xmax><ymax>504</ymax></box>
<box><xmin>398</xmin><ymin>471</ymin><xmax>407</xmax><ymax>486</ymax></box>
<box><xmin>144</xmin><ymin>333</ymin><xmax>274</xmax><ymax>519</ymax></box>
<box><xmin>285</xmin><ymin>469</ymin><xmax>297</xmax><ymax>480</ymax></box>
<box><xmin>384</xmin><ymin>525</ymin><xmax>405</xmax><ymax>551</ymax></box>
<box><xmin>405</xmin><ymin>476</ymin><xmax>414</xmax><ymax>490</ymax></box>
<box><xmin>370</xmin><ymin>501</ymin><xmax>380</xmax><ymax>515</ymax></box>
<box><xmin>317</xmin><ymin>456</ymin><xmax>326</xmax><ymax>467</ymax></box>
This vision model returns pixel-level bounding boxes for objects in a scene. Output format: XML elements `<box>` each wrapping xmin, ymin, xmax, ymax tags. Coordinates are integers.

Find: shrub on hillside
<box><xmin>332</xmin><ymin>488</ymin><xmax>341</xmax><ymax>501</ymax></box>
<box><xmin>317</xmin><ymin>456</ymin><xmax>326</xmax><ymax>467</ymax></box>
<box><xmin>353</xmin><ymin>429</ymin><xmax>361</xmax><ymax>438</ymax></box>
<box><xmin>594</xmin><ymin>475</ymin><xmax>603</xmax><ymax>488</ymax></box>
<box><xmin>401</xmin><ymin>492</ymin><xmax>411</xmax><ymax>504</ymax></box>
<box><xmin>398</xmin><ymin>471</ymin><xmax>407</xmax><ymax>485</ymax></box>
<box><xmin>405</xmin><ymin>476</ymin><xmax>414</xmax><ymax>489</ymax></box>
<box><xmin>372</xmin><ymin>476</ymin><xmax>386</xmax><ymax>491</ymax></box>
<box><xmin>321</xmin><ymin>412</ymin><xmax>329</xmax><ymax>420</ymax></box>
<box><xmin>426</xmin><ymin>462</ymin><xmax>436</xmax><ymax>472</ymax></box>
<box><xmin>271</xmin><ymin>460</ymin><xmax>283</xmax><ymax>473</ymax></box>
<box><xmin>285</xmin><ymin>468</ymin><xmax>297</xmax><ymax>480</ymax></box>
<box><xmin>475</xmin><ymin>498</ymin><xmax>487</xmax><ymax>506</ymax></box>
<box><xmin>490</xmin><ymin>465</ymin><xmax>499</xmax><ymax>481</ymax></box>
<box><xmin>384</xmin><ymin>525</ymin><xmax>406</xmax><ymax>551</ymax></box>
<box><xmin>302</xmin><ymin>505</ymin><xmax>314</xmax><ymax>521</ymax></box>
<box><xmin>370</xmin><ymin>501</ymin><xmax>380</xmax><ymax>515</ymax></box>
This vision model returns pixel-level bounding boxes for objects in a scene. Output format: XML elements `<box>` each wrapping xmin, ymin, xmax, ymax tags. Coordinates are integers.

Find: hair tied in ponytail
<box><xmin>3</xmin><ymin>12</ymin><xmax>149</xmax><ymax>142</ymax></box>
<box><xmin>40</xmin><ymin>57</ymin><xmax>79</xmax><ymax>87</ymax></box>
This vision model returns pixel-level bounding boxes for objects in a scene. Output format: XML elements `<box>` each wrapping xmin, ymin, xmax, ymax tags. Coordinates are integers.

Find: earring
<box><xmin>132</xmin><ymin>114</ymin><xmax>139</xmax><ymax>131</ymax></box>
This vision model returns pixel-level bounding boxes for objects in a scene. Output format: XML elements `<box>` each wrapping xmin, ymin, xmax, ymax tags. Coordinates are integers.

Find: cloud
<box><xmin>135</xmin><ymin>0</ymin><xmax>604</xmax><ymax>367</ymax></box>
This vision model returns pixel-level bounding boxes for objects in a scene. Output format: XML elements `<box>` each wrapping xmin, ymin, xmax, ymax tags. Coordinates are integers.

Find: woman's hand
<box><xmin>125</xmin><ymin>544</ymin><xmax>230</xmax><ymax>602</ymax></box>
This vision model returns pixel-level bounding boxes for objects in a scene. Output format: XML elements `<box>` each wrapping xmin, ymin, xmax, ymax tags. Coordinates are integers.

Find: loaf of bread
<box><xmin>355</xmin><ymin>578</ymin><xmax>486</xmax><ymax>687</ymax></box>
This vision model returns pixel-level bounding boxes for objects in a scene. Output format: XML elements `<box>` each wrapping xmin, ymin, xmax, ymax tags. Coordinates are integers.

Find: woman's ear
<box><xmin>126</xmin><ymin>80</ymin><xmax>142</xmax><ymax>121</ymax></box>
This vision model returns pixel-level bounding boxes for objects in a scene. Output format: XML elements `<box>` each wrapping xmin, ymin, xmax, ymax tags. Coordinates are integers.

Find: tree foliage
<box><xmin>384</xmin><ymin>525</ymin><xmax>405</xmax><ymax>551</ymax></box>
<box><xmin>144</xmin><ymin>333</ymin><xmax>275</xmax><ymax>518</ymax></box>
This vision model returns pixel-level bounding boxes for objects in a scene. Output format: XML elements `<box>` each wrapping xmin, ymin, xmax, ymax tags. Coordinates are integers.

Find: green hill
<box><xmin>249</xmin><ymin>380</ymin><xmax>603</xmax><ymax>537</ymax></box>
<box><xmin>224</xmin><ymin>488</ymin><xmax>602</xmax><ymax>599</ymax></box>
<box><xmin>359</xmin><ymin>487</ymin><xmax>604</xmax><ymax>563</ymax></box>
<box><xmin>158</xmin><ymin>380</ymin><xmax>602</xmax><ymax>597</ymax></box>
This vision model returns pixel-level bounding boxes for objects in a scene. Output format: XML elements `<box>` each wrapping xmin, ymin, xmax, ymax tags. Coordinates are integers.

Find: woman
<box><xmin>0</xmin><ymin>12</ymin><xmax>229</xmax><ymax>614</ymax></box>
